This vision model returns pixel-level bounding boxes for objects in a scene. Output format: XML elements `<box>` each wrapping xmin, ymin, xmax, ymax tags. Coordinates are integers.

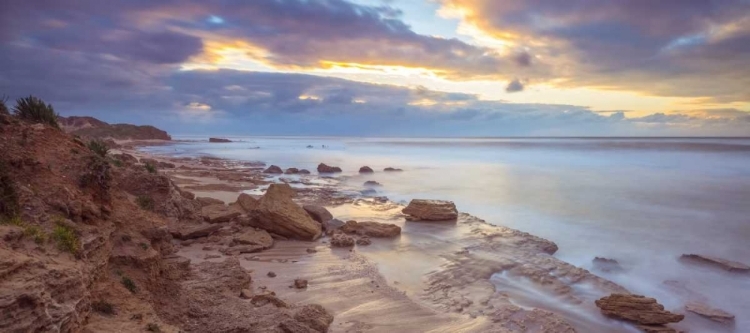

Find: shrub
<box><xmin>136</xmin><ymin>195</ymin><xmax>154</xmax><ymax>211</ymax></box>
<box><xmin>144</xmin><ymin>163</ymin><xmax>157</xmax><ymax>174</ymax></box>
<box><xmin>87</xmin><ymin>140</ymin><xmax>109</xmax><ymax>157</ymax></box>
<box><xmin>146</xmin><ymin>323</ymin><xmax>161</xmax><ymax>332</ymax></box>
<box><xmin>12</xmin><ymin>95</ymin><xmax>59</xmax><ymax>128</ymax></box>
<box><xmin>79</xmin><ymin>156</ymin><xmax>112</xmax><ymax>201</ymax></box>
<box><xmin>1</xmin><ymin>215</ymin><xmax>24</xmax><ymax>227</ymax></box>
<box><xmin>0</xmin><ymin>161</ymin><xmax>19</xmax><ymax>220</ymax></box>
<box><xmin>92</xmin><ymin>300</ymin><xmax>115</xmax><ymax>315</ymax></box>
<box><xmin>52</xmin><ymin>223</ymin><xmax>79</xmax><ymax>255</ymax></box>
<box><xmin>110</xmin><ymin>158</ymin><xmax>123</xmax><ymax>167</ymax></box>
<box><xmin>139</xmin><ymin>242</ymin><xmax>149</xmax><ymax>250</ymax></box>
<box><xmin>121</xmin><ymin>276</ymin><xmax>137</xmax><ymax>293</ymax></box>
<box><xmin>24</xmin><ymin>225</ymin><xmax>47</xmax><ymax>244</ymax></box>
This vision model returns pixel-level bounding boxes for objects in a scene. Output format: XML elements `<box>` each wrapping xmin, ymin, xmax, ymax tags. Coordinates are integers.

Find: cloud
<box><xmin>505</xmin><ymin>78</ymin><xmax>524</xmax><ymax>93</ymax></box>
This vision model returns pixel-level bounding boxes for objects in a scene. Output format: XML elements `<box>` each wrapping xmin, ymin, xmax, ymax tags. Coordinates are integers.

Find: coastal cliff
<box><xmin>58</xmin><ymin>116</ymin><xmax>171</xmax><ymax>141</ymax></box>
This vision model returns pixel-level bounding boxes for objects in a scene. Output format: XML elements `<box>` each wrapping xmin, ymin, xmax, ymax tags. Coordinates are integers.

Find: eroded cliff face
<box><xmin>0</xmin><ymin>113</ymin><xmax>332</xmax><ymax>333</ymax></box>
<box><xmin>58</xmin><ymin>116</ymin><xmax>171</xmax><ymax>141</ymax></box>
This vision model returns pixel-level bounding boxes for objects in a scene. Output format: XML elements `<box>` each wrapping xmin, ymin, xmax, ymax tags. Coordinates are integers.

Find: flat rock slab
<box><xmin>402</xmin><ymin>199</ymin><xmax>458</xmax><ymax>221</ymax></box>
<box><xmin>233</xmin><ymin>229</ymin><xmax>273</xmax><ymax>248</ymax></box>
<box><xmin>595</xmin><ymin>293</ymin><xmax>684</xmax><ymax>325</ymax></box>
<box><xmin>340</xmin><ymin>220</ymin><xmax>401</xmax><ymax>238</ymax></box>
<box><xmin>680</xmin><ymin>254</ymin><xmax>750</xmax><ymax>272</ymax></box>
<box><xmin>171</xmin><ymin>224</ymin><xmax>222</xmax><ymax>240</ymax></box>
<box><xmin>685</xmin><ymin>302</ymin><xmax>735</xmax><ymax>324</ymax></box>
<box><xmin>201</xmin><ymin>204</ymin><xmax>241</xmax><ymax>223</ymax></box>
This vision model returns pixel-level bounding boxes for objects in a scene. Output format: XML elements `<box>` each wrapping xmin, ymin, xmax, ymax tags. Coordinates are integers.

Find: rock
<box><xmin>356</xmin><ymin>237</ymin><xmax>372</xmax><ymax>246</ymax></box>
<box><xmin>294</xmin><ymin>279</ymin><xmax>308</xmax><ymax>289</ymax></box>
<box><xmin>323</xmin><ymin>218</ymin><xmax>345</xmax><ymax>232</ymax></box>
<box><xmin>340</xmin><ymin>220</ymin><xmax>401</xmax><ymax>238</ymax></box>
<box><xmin>263</xmin><ymin>165</ymin><xmax>283</xmax><ymax>174</ymax></box>
<box><xmin>293</xmin><ymin>304</ymin><xmax>333</xmax><ymax>332</ymax></box>
<box><xmin>364</xmin><ymin>180</ymin><xmax>381</xmax><ymax>187</ymax></box>
<box><xmin>330</xmin><ymin>233</ymin><xmax>355</xmax><ymax>247</ymax></box>
<box><xmin>251</xmin><ymin>184</ymin><xmax>322</xmax><ymax>240</ymax></box>
<box><xmin>306</xmin><ymin>248</ymin><xmax>317</xmax><ymax>253</ymax></box>
<box><xmin>302</xmin><ymin>205</ymin><xmax>333</xmax><ymax>225</ymax></box>
<box><xmin>284</xmin><ymin>168</ymin><xmax>299</xmax><ymax>174</ymax></box>
<box><xmin>593</xmin><ymin>257</ymin><xmax>623</xmax><ymax>272</ymax></box>
<box><xmin>267</xmin><ymin>271</ymin><xmax>277</xmax><ymax>278</ymax></box>
<box><xmin>360</xmin><ymin>188</ymin><xmax>377</xmax><ymax>196</ymax></box>
<box><xmin>359</xmin><ymin>166</ymin><xmax>374</xmax><ymax>173</ymax></box>
<box><xmin>298</xmin><ymin>169</ymin><xmax>311</xmax><ymax>174</ymax></box>
<box><xmin>205</xmin><ymin>254</ymin><xmax>221</xmax><ymax>259</ymax></box>
<box><xmin>317</xmin><ymin>163</ymin><xmax>342</xmax><ymax>173</ymax></box>
<box><xmin>209</xmin><ymin>137</ymin><xmax>232</xmax><ymax>143</ymax></box>
<box><xmin>240</xmin><ymin>289</ymin><xmax>253</xmax><ymax>299</ymax></box>
<box><xmin>384</xmin><ymin>167</ymin><xmax>403</xmax><ymax>172</ymax></box>
<box><xmin>680</xmin><ymin>254</ymin><xmax>750</xmax><ymax>272</ymax></box>
<box><xmin>171</xmin><ymin>223</ymin><xmax>222</xmax><ymax>240</ymax></box>
<box><xmin>595</xmin><ymin>293</ymin><xmax>684</xmax><ymax>325</ymax></box>
<box><xmin>201</xmin><ymin>204</ymin><xmax>241</xmax><ymax>223</ymax></box>
<box><xmin>637</xmin><ymin>325</ymin><xmax>677</xmax><ymax>333</ymax></box>
<box><xmin>402</xmin><ymin>199</ymin><xmax>458</xmax><ymax>221</ymax></box>
<box><xmin>196</xmin><ymin>196</ymin><xmax>224</xmax><ymax>207</ymax></box>
<box><xmin>251</xmin><ymin>293</ymin><xmax>288</xmax><ymax>308</ymax></box>
<box><xmin>222</xmin><ymin>245</ymin><xmax>267</xmax><ymax>255</ymax></box>
<box><xmin>235</xmin><ymin>193</ymin><xmax>259</xmax><ymax>212</ymax></box>
<box><xmin>233</xmin><ymin>229</ymin><xmax>273</xmax><ymax>249</ymax></box>
<box><xmin>685</xmin><ymin>301</ymin><xmax>735</xmax><ymax>323</ymax></box>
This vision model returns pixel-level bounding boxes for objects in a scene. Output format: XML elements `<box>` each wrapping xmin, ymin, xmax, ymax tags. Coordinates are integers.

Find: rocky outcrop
<box><xmin>317</xmin><ymin>163</ymin><xmax>342</xmax><ymax>173</ymax></box>
<box><xmin>250</xmin><ymin>184</ymin><xmax>322</xmax><ymax>240</ymax></box>
<box><xmin>303</xmin><ymin>205</ymin><xmax>333</xmax><ymax>225</ymax></box>
<box><xmin>59</xmin><ymin>116</ymin><xmax>171</xmax><ymax>140</ymax></box>
<box><xmin>330</xmin><ymin>233</ymin><xmax>355</xmax><ymax>247</ymax></box>
<box><xmin>201</xmin><ymin>204</ymin><xmax>241</xmax><ymax>223</ymax></box>
<box><xmin>359</xmin><ymin>166</ymin><xmax>374</xmax><ymax>173</ymax></box>
<box><xmin>595</xmin><ymin>294</ymin><xmax>684</xmax><ymax>325</ymax></box>
<box><xmin>364</xmin><ymin>180</ymin><xmax>382</xmax><ymax>187</ymax></box>
<box><xmin>680</xmin><ymin>254</ymin><xmax>750</xmax><ymax>272</ymax></box>
<box><xmin>263</xmin><ymin>165</ymin><xmax>283</xmax><ymax>174</ymax></box>
<box><xmin>340</xmin><ymin>220</ymin><xmax>401</xmax><ymax>237</ymax></box>
<box><xmin>402</xmin><ymin>199</ymin><xmax>458</xmax><ymax>221</ymax></box>
<box><xmin>685</xmin><ymin>302</ymin><xmax>735</xmax><ymax>323</ymax></box>
<box><xmin>384</xmin><ymin>167</ymin><xmax>403</xmax><ymax>172</ymax></box>
<box><xmin>298</xmin><ymin>169</ymin><xmax>311</xmax><ymax>174</ymax></box>
<box><xmin>233</xmin><ymin>229</ymin><xmax>273</xmax><ymax>249</ymax></box>
<box><xmin>209</xmin><ymin>137</ymin><xmax>232</xmax><ymax>143</ymax></box>
<box><xmin>235</xmin><ymin>193</ymin><xmax>259</xmax><ymax>212</ymax></box>
<box><xmin>593</xmin><ymin>257</ymin><xmax>623</xmax><ymax>272</ymax></box>
<box><xmin>285</xmin><ymin>167</ymin><xmax>299</xmax><ymax>174</ymax></box>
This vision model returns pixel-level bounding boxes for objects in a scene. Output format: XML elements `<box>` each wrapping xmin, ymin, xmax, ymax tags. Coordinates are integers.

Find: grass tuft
<box><xmin>52</xmin><ymin>223</ymin><xmax>79</xmax><ymax>255</ymax></box>
<box><xmin>136</xmin><ymin>195</ymin><xmax>154</xmax><ymax>211</ymax></box>
<box><xmin>121</xmin><ymin>276</ymin><xmax>137</xmax><ymax>293</ymax></box>
<box><xmin>24</xmin><ymin>225</ymin><xmax>47</xmax><ymax>244</ymax></box>
<box><xmin>144</xmin><ymin>163</ymin><xmax>157</xmax><ymax>174</ymax></box>
<box><xmin>139</xmin><ymin>242</ymin><xmax>149</xmax><ymax>250</ymax></box>
<box><xmin>12</xmin><ymin>95</ymin><xmax>59</xmax><ymax>128</ymax></box>
<box><xmin>87</xmin><ymin>139</ymin><xmax>109</xmax><ymax>157</ymax></box>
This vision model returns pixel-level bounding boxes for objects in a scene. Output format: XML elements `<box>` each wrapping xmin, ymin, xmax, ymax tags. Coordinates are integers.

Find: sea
<box><xmin>141</xmin><ymin>136</ymin><xmax>750</xmax><ymax>332</ymax></box>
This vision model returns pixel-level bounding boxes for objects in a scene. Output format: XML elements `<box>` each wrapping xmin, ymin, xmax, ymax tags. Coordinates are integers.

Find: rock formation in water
<box><xmin>384</xmin><ymin>167</ymin><xmax>403</xmax><ymax>172</ymax></box>
<box><xmin>208</xmin><ymin>137</ymin><xmax>232</xmax><ymax>143</ymax></box>
<box><xmin>263</xmin><ymin>165</ymin><xmax>283</xmax><ymax>174</ymax></box>
<box><xmin>340</xmin><ymin>220</ymin><xmax>401</xmax><ymax>237</ymax></box>
<box><xmin>359</xmin><ymin>166</ymin><xmax>374</xmax><ymax>173</ymax></box>
<box><xmin>685</xmin><ymin>301</ymin><xmax>735</xmax><ymax>324</ymax></box>
<box><xmin>317</xmin><ymin>163</ymin><xmax>342</xmax><ymax>173</ymax></box>
<box><xmin>402</xmin><ymin>199</ymin><xmax>459</xmax><ymax>221</ymax></box>
<box><xmin>595</xmin><ymin>294</ymin><xmax>684</xmax><ymax>327</ymax></box>
<box><xmin>680</xmin><ymin>254</ymin><xmax>750</xmax><ymax>272</ymax></box>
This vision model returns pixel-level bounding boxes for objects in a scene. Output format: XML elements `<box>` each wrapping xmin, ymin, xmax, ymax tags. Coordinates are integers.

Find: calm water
<box><xmin>143</xmin><ymin>137</ymin><xmax>750</xmax><ymax>331</ymax></box>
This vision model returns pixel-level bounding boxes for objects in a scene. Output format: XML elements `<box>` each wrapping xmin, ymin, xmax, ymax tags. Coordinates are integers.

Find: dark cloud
<box><xmin>505</xmin><ymin>79</ymin><xmax>524</xmax><ymax>93</ymax></box>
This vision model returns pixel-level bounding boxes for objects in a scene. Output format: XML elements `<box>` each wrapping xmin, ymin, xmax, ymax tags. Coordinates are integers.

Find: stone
<box><xmin>593</xmin><ymin>257</ymin><xmax>623</xmax><ymax>272</ymax></box>
<box><xmin>323</xmin><ymin>218</ymin><xmax>346</xmax><ymax>232</ymax></box>
<box><xmin>267</xmin><ymin>271</ymin><xmax>277</xmax><ymax>278</ymax></box>
<box><xmin>302</xmin><ymin>205</ymin><xmax>333</xmax><ymax>225</ymax></box>
<box><xmin>364</xmin><ymin>180</ymin><xmax>381</xmax><ymax>187</ymax></box>
<box><xmin>384</xmin><ymin>167</ymin><xmax>403</xmax><ymax>172</ymax></box>
<box><xmin>685</xmin><ymin>302</ymin><xmax>734</xmax><ymax>323</ymax></box>
<box><xmin>680</xmin><ymin>254</ymin><xmax>750</xmax><ymax>272</ymax></box>
<box><xmin>222</xmin><ymin>245</ymin><xmax>267</xmax><ymax>255</ymax></box>
<box><xmin>209</xmin><ymin>138</ymin><xmax>232</xmax><ymax>143</ymax></box>
<box><xmin>240</xmin><ymin>289</ymin><xmax>253</xmax><ymax>299</ymax></box>
<box><xmin>298</xmin><ymin>169</ymin><xmax>311</xmax><ymax>174</ymax></box>
<box><xmin>595</xmin><ymin>294</ymin><xmax>684</xmax><ymax>325</ymax></box>
<box><xmin>330</xmin><ymin>233</ymin><xmax>355</xmax><ymax>247</ymax></box>
<box><xmin>233</xmin><ymin>229</ymin><xmax>273</xmax><ymax>249</ymax></box>
<box><xmin>201</xmin><ymin>204</ymin><xmax>241</xmax><ymax>223</ymax></box>
<box><xmin>293</xmin><ymin>304</ymin><xmax>333</xmax><ymax>332</ymax></box>
<box><xmin>171</xmin><ymin>224</ymin><xmax>222</xmax><ymax>240</ymax></box>
<box><xmin>317</xmin><ymin>163</ymin><xmax>342</xmax><ymax>173</ymax></box>
<box><xmin>284</xmin><ymin>168</ymin><xmax>300</xmax><ymax>174</ymax></box>
<box><xmin>294</xmin><ymin>279</ymin><xmax>308</xmax><ymax>289</ymax></box>
<box><xmin>356</xmin><ymin>237</ymin><xmax>372</xmax><ymax>246</ymax></box>
<box><xmin>359</xmin><ymin>166</ymin><xmax>374</xmax><ymax>173</ymax></box>
<box><xmin>340</xmin><ymin>220</ymin><xmax>401</xmax><ymax>238</ymax></box>
<box><xmin>196</xmin><ymin>196</ymin><xmax>224</xmax><ymax>207</ymax></box>
<box><xmin>263</xmin><ymin>165</ymin><xmax>283</xmax><ymax>174</ymax></box>
<box><xmin>306</xmin><ymin>248</ymin><xmax>317</xmax><ymax>253</ymax></box>
<box><xmin>250</xmin><ymin>184</ymin><xmax>322</xmax><ymax>240</ymax></box>
<box><xmin>402</xmin><ymin>199</ymin><xmax>458</xmax><ymax>221</ymax></box>
<box><xmin>235</xmin><ymin>193</ymin><xmax>259</xmax><ymax>212</ymax></box>
<box><xmin>637</xmin><ymin>325</ymin><xmax>677</xmax><ymax>333</ymax></box>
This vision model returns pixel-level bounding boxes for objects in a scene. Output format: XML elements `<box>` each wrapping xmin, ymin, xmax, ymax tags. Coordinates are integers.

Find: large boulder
<box><xmin>201</xmin><ymin>204</ymin><xmax>241</xmax><ymax>223</ymax></box>
<box><xmin>359</xmin><ymin>166</ymin><xmax>374</xmax><ymax>173</ymax></box>
<box><xmin>251</xmin><ymin>184</ymin><xmax>322</xmax><ymax>240</ymax></box>
<box><xmin>595</xmin><ymin>294</ymin><xmax>684</xmax><ymax>325</ymax></box>
<box><xmin>680</xmin><ymin>254</ymin><xmax>750</xmax><ymax>272</ymax></box>
<box><xmin>263</xmin><ymin>165</ymin><xmax>283</xmax><ymax>174</ymax></box>
<box><xmin>317</xmin><ymin>163</ymin><xmax>342</xmax><ymax>173</ymax></box>
<box><xmin>340</xmin><ymin>220</ymin><xmax>401</xmax><ymax>238</ymax></box>
<box><xmin>235</xmin><ymin>193</ymin><xmax>259</xmax><ymax>212</ymax></box>
<box><xmin>402</xmin><ymin>199</ymin><xmax>458</xmax><ymax>221</ymax></box>
<box><xmin>302</xmin><ymin>205</ymin><xmax>333</xmax><ymax>225</ymax></box>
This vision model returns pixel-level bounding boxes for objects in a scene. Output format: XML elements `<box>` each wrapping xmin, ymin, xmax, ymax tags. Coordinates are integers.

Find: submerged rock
<box><xmin>384</xmin><ymin>167</ymin><xmax>403</xmax><ymax>172</ymax></box>
<box><xmin>402</xmin><ymin>199</ymin><xmax>458</xmax><ymax>221</ymax></box>
<box><xmin>298</xmin><ymin>169</ymin><xmax>311</xmax><ymax>174</ymax></box>
<box><xmin>685</xmin><ymin>301</ymin><xmax>735</xmax><ymax>324</ymax></box>
<box><xmin>593</xmin><ymin>257</ymin><xmax>623</xmax><ymax>273</ymax></box>
<box><xmin>340</xmin><ymin>220</ymin><xmax>401</xmax><ymax>238</ymax></box>
<box><xmin>317</xmin><ymin>163</ymin><xmax>342</xmax><ymax>173</ymax></box>
<box><xmin>595</xmin><ymin>293</ymin><xmax>684</xmax><ymax>325</ymax></box>
<box><xmin>263</xmin><ymin>165</ymin><xmax>283</xmax><ymax>174</ymax></box>
<box><xmin>364</xmin><ymin>180</ymin><xmax>382</xmax><ymax>187</ymax></box>
<box><xmin>284</xmin><ymin>167</ymin><xmax>299</xmax><ymax>174</ymax></box>
<box><xmin>359</xmin><ymin>166</ymin><xmax>374</xmax><ymax>173</ymax></box>
<box><xmin>680</xmin><ymin>254</ymin><xmax>750</xmax><ymax>272</ymax></box>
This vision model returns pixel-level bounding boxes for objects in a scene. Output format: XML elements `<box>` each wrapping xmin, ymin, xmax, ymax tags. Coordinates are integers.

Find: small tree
<box><xmin>13</xmin><ymin>95</ymin><xmax>59</xmax><ymax>128</ymax></box>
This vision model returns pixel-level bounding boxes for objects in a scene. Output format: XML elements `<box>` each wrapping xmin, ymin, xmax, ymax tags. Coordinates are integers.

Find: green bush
<box><xmin>144</xmin><ymin>163</ymin><xmax>157</xmax><ymax>174</ymax></box>
<box><xmin>91</xmin><ymin>300</ymin><xmax>115</xmax><ymax>315</ymax></box>
<box><xmin>87</xmin><ymin>140</ymin><xmax>109</xmax><ymax>157</ymax></box>
<box><xmin>79</xmin><ymin>156</ymin><xmax>112</xmax><ymax>200</ymax></box>
<box><xmin>0</xmin><ymin>161</ymin><xmax>19</xmax><ymax>220</ymax></box>
<box><xmin>12</xmin><ymin>95</ymin><xmax>59</xmax><ymax>128</ymax></box>
<box><xmin>121</xmin><ymin>276</ymin><xmax>137</xmax><ymax>293</ymax></box>
<box><xmin>136</xmin><ymin>195</ymin><xmax>154</xmax><ymax>211</ymax></box>
<box><xmin>24</xmin><ymin>225</ymin><xmax>47</xmax><ymax>244</ymax></box>
<box><xmin>52</xmin><ymin>223</ymin><xmax>79</xmax><ymax>255</ymax></box>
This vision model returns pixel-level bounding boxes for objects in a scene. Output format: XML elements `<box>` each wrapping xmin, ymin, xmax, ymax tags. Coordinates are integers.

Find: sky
<box><xmin>1</xmin><ymin>0</ymin><xmax>750</xmax><ymax>136</ymax></box>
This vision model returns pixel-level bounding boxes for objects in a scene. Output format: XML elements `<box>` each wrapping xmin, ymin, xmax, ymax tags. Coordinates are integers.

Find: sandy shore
<box><xmin>119</xmin><ymin>143</ymin><xmax>658</xmax><ymax>332</ymax></box>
